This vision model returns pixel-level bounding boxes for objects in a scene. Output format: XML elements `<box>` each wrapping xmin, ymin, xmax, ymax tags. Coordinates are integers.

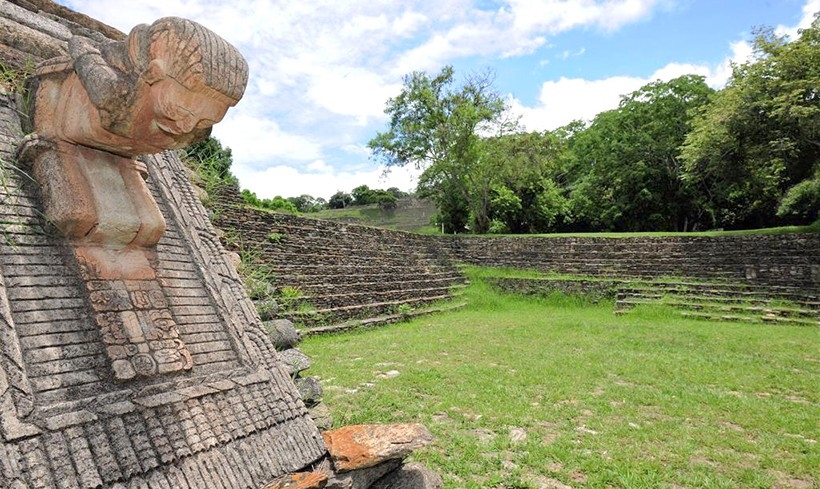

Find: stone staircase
<box><xmin>614</xmin><ymin>281</ymin><xmax>819</xmax><ymax>326</ymax></box>
<box><xmin>488</xmin><ymin>276</ymin><xmax>819</xmax><ymax>326</ymax></box>
<box><xmin>211</xmin><ymin>186</ymin><xmax>467</xmax><ymax>332</ymax></box>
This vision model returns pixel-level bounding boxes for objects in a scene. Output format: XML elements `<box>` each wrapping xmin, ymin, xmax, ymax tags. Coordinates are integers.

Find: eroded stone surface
<box><xmin>323</xmin><ymin>424</ymin><xmax>433</xmax><ymax>473</ymax></box>
<box><xmin>327</xmin><ymin>459</ymin><xmax>402</xmax><ymax>489</ymax></box>
<box><xmin>268</xmin><ymin>318</ymin><xmax>301</xmax><ymax>350</ymax></box>
<box><xmin>369</xmin><ymin>462</ymin><xmax>443</xmax><ymax>489</ymax></box>
<box><xmin>295</xmin><ymin>376</ymin><xmax>323</xmax><ymax>406</ymax></box>
<box><xmin>281</xmin><ymin>348</ymin><xmax>313</xmax><ymax>376</ymax></box>
<box><xmin>262</xmin><ymin>471</ymin><xmax>329</xmax><ymax>489</ymax></box>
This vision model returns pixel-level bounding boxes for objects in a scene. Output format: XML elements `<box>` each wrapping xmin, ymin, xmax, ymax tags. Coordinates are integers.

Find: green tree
<box><xmin>369</xmin><ymin>66</ymin><xmax>513</xmax><ymax>233</ymax></box>
<box><xmin>482</xmin><ymin>130</ymin><xmax>570</xmax><ymax>233</ymax></box>
<box><xmin>351</xmin><ymin>185</ymin><xmax>375</xmax><ymax>205</ymax></box>
<box><xmin>386</xmin><ymin>187</ymin><xmax>409</xmax><ymax>199</ymax></box>
<box><xmin>287</xmin><ymin>194</ymin><xmax>326</xmax><ymax>213</ymax></box>
<box><xmin>568</xmin><ymin>75</ymin><xmax>714</xmax><ymax>231</ymax></box>
<box><xmin>681</xmin><ymin>15</ymin><xmax>820</xmax><ymax>229</ymax></box>
<box><xmin>328</xmin><ymin>191</ymin><xmax>353</xmax><ymax>209</ymax></box>
<box><xmin>240</xmin><ymin>190</ymin><xmax>298</xmax><ymax>213</ymax></box>
<box><xmin>182</xmin><ymin>136</ymin><xmax>239</xmax><ymax>192</ymax></box>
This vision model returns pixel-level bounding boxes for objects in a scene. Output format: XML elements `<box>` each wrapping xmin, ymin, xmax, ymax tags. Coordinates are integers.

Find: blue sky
<box><xmin>58</xmin><ymin>0</ymin><xmax>819</xmax><ymax>200</ymax></box>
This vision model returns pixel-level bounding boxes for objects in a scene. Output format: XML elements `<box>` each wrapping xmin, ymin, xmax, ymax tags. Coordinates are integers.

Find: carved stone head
<box><xmin>32</xmin><ymin>16</ymin><xmax>249</xmax><ymax>156</ymax></box>
<box><xmin>116</xmin><ymin>16</ymin><xmax>249</xmax><ymax>150</ymax></box>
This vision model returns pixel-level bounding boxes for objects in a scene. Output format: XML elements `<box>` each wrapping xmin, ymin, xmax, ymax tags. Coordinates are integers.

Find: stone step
<box><xmin>301</xmin><ymin>302</ymin><xmax>468</xmax><ymax>337</ymax></box>
<box><xmin>267</xmin><ymin>261</ymin><xmax>456</xmax><ymax>273</ymax></box>
<box><xmin>678</xmin><ymin>311</ymin><xmax>819</xmax><ymax>327</ymax></box>
<box><xmin>616</xmin><ymin>293</ymin><xmax>820</xmax><ymax>311</ymax></box>
<box><xmin>286</xmin><ymin>294</ymin><xmax>454</xmax><ymax>329</ymax></box>
<box><xmin>274</xmin><ymin>268</ymin><xmax>464</xmax><ymax>282</ymax></box>
<box><xmin>292</xmin><ymin>277</ymin><xmax>466</xmax><ymax>295</ymax></box>
<box><xmin>615</xmin><ymin>299</ymin><xmax>819</xmax><ymax>326</ymax></box>
<box><xmin>617</xmin><ymin>283</ymin><xmax>817</xmax><ymax>301</ymax></box>
<box><xmin>284</xmin><ymin>285</ymin><xmax>465</xmax><ymax>310</ymax></box>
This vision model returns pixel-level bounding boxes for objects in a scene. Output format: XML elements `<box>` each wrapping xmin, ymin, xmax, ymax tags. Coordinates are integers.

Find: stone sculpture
<box><xmin>19</xmin><ymin>16</ymin><xmax>248</xmax><ymax>381</ymax></box>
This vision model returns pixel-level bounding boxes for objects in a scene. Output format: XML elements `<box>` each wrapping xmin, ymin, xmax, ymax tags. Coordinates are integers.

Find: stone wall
<box><xmin>212</xmin><ymin>186</ymin><xmax>466</xmax><ymax>330</ymax></box>
<box><xmin>211</xmin><ymin>182</ymin><xmax>818</xmax><ymax>329</ymax></box>
<box><xmin>436</xmin><ymin>234</ymin><xmax>820</xmax><ymax>290</ymax></box>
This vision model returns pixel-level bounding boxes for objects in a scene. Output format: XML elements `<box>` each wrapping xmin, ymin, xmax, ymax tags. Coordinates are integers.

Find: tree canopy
<box><xmin>369</xmin><ymin>65</ymin><xmax>514</xmax><ymax>233</ymax></box>
<box><xmin>367</xmin><ymin>15</ymin><xmax>820</xmax><ymax>234</ymax></box>
<box><xmin>681</xmin><ymin>15</ymin><xmax>820</xmax><ymax>229</ymax></box>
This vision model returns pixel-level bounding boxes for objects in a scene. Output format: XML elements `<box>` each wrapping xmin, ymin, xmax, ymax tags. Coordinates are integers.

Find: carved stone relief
<box><xmin>18</xmin><ymin>16</ymin><xmax>248</xmax><ymax>380</ymax></box>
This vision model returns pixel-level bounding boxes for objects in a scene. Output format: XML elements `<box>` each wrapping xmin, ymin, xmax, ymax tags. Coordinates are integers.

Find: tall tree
<box><xmin>567</xmin><ymin>75</ymin><xmax>714</xmax><ymax>231</ymax></box>
<box><xmin>369</xmin><ymin>66</ymin><xmax>513</xmax><ymax>233</ymax></box>
<box><xmin>482</xmin><ymin>130</ymin><xmax>569</xmax><ymax>233</ymax></box>
<box><xmin>681</xmin><ymin>14</ymin><xmax>820</xmax><ymax>228</ymax></box>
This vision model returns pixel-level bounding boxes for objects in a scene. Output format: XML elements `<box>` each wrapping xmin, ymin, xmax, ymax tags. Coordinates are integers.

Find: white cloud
<box><xmin>512</xmin><ymin>75</ymin><xmax>642</xmax><ymax>130</ymax></box>
<box><xmin>306</xmin><ymin>68</ymin><xmax>400</xmax><ymax>125</ymax></box>
<box><xmin>211</xmin><ymin>113</ymin><xmax>321</xmax><ymax>166</ymax></box>
<box><xmin>776</xmin><ymin>0</ymin><xmax>820</xmax><ymax>38</ymax></box>
<box><xmin>57</xmin><ymin>0</ymin><xmax>815</xmax><ymax>199</ymax></box>
<box><xmin>234</xmin><ymin>163</ymin><xmax>423</xmax><ymax>200</ymax></box>
<box><xmin>513</xmin><ymin>53</ymin><xmax>750</xmax><ymax>132</ymax></box>
<box><xmin>512</xmin><ymin>5</ymin><xmax>794</xmax><ymax>133</ymax></box>
<box><xmin>505</xmin><ymin>0</ymin><xmax>662</xmax><ymax>34</ymax></box>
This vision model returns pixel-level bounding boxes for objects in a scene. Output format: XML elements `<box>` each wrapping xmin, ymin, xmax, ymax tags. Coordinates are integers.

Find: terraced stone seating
<box><xmin>614</xmin><ymin>281</ymin><xmax>819</xmax><ymax>326</ymax></box>
<box><xmin>211</xmin><ymin>186</ymin><xmax>467</xmax><ymax>331</ymax></box>
<box><xmin>488</xmin><ymin>277</ymin><xmax>820</xmax><ymax>327</ymax></box>
<box><xmin>445</xmin><ymin>234</ymin><xmax>820</xmax><ymax>289</ymax></box>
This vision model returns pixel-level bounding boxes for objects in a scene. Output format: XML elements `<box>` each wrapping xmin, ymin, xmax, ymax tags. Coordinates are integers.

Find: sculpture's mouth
<box><xmin>156</xmin><ymin>122</ymin><xmax>181</xmax><ymax>136</ymax></box>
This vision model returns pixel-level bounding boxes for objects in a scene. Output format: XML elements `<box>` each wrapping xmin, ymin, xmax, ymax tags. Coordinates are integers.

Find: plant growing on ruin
<box><xmin>0</xmin><ymin>59</ymin><xmax>34</xmax><ymax>95</ymax></box>
<box><xmin>277</xmin><ymin>286</ymin><xmax>304</xmax><ymax>310</ymax></box>
<box><xmin>397</xmin><ymin>303</ymin><xmax>413</xmax><ymax>320</ymax></box>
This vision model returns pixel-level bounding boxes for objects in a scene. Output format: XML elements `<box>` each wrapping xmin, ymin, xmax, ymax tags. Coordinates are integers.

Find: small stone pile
<box><xmin>267</xmin><ymin>318</ymin><xmax>332</xmax><ymax>430</ymax></box>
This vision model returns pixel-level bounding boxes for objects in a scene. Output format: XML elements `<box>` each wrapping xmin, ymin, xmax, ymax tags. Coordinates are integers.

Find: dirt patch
<box><xmin>527</xmin><ymin>475</ymin><xmax>574</xmax><ymax>489</ymax></box>
<box><xmin>770</xmin><ymin>469</ymin><xmax>814</xmax><ymax>488</ymax></box>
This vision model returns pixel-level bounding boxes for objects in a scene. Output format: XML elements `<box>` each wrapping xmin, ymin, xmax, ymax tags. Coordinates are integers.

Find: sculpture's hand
<box><xmin>69</xmin><ymin>36</ymin><xmax>131</xmax><ymax>123</ymax></box>
<box><xmin>68</xmin><ymin>36</ymin><xmax>101</xmax><ymax>61</ymax></box>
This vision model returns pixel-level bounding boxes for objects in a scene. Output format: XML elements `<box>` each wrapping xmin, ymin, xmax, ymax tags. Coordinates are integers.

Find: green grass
<box><xmin>300</xmin><ymin>278</ymin><xmax>819</xmax><ymax>488</ymax></box>
<box><xmin>311</xmin><ymin>198</ymin><xmax>438</xmax><ymax>232</ymax></box>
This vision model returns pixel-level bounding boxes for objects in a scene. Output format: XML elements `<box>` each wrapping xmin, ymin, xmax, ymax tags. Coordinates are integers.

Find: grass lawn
<box><xmin>300</xmin><ymin>279</ymin><xmax>819</xmax><ymax>489</ymax></box>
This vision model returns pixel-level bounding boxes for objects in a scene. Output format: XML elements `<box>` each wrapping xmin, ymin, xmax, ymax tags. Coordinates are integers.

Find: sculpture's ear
<box><xmin>144</xmin><ymin>59</ymin><xmax>167</xmax><ymax>85</ymax></box>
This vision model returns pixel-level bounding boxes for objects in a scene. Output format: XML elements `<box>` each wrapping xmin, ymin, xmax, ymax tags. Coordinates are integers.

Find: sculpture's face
<box><xmin>134</xmin><ymin>76</ymin><xmax>231</xmax><ymax>150</ymax></box>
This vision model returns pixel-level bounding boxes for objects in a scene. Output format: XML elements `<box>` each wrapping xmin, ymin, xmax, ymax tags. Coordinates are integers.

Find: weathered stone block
<box><xmin>323</xmin><ymin>424</ymin><xmax>433</xmax><ymax>473</ymax></box>
<box><xmin>266</xmin><ymin>318</ymin><xmax>301</xmax><ymax>350</ymax></box>
<box><xmin>295</xmin><ymin>376</ymin><xmax>323</xmax><ymax>406</ymax></box>
<box><xmin>280</xmin><ymin>348</ymin><xmax>312</xmax><ymax>376</ymax></box>
<box><xmin>369</xmin><ymin>462</ymin><xmax>443</xmax><ymax>489</ymax></box>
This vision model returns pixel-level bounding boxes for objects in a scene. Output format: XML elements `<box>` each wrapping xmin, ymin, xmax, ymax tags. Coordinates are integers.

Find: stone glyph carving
<box><xmin>18</xmin><ymin>16</ymin><xmax>248</xmax><ymax>380</ymax></box>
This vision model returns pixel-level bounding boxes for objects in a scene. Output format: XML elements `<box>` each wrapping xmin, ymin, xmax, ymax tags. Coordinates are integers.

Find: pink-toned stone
<box><xmin>16</xmin><ymin>16</ymin><xmax>249</xmax><ymax>381</ymax></box>
<box><xmin>322</xmin><ymin>423</ymin><xmax>433</xmax><ymax>473</ymax></box>
<box><xmin>261</xmin><ymin>471</ymin><xmax>328</xmax><ymax>489</ymax></box>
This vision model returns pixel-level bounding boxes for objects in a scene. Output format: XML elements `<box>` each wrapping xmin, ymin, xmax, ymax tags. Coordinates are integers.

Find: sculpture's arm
<box><xmin>69</xmin><ymin>36</ymin><xmax>132</xmax><ymax>114</ymax></box>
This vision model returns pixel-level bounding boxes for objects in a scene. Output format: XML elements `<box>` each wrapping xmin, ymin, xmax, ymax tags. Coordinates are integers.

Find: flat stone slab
<box><xmin>322</xmin><ymin>423</ymin><xmax>433</xmax><ymax>473</ymax></box>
